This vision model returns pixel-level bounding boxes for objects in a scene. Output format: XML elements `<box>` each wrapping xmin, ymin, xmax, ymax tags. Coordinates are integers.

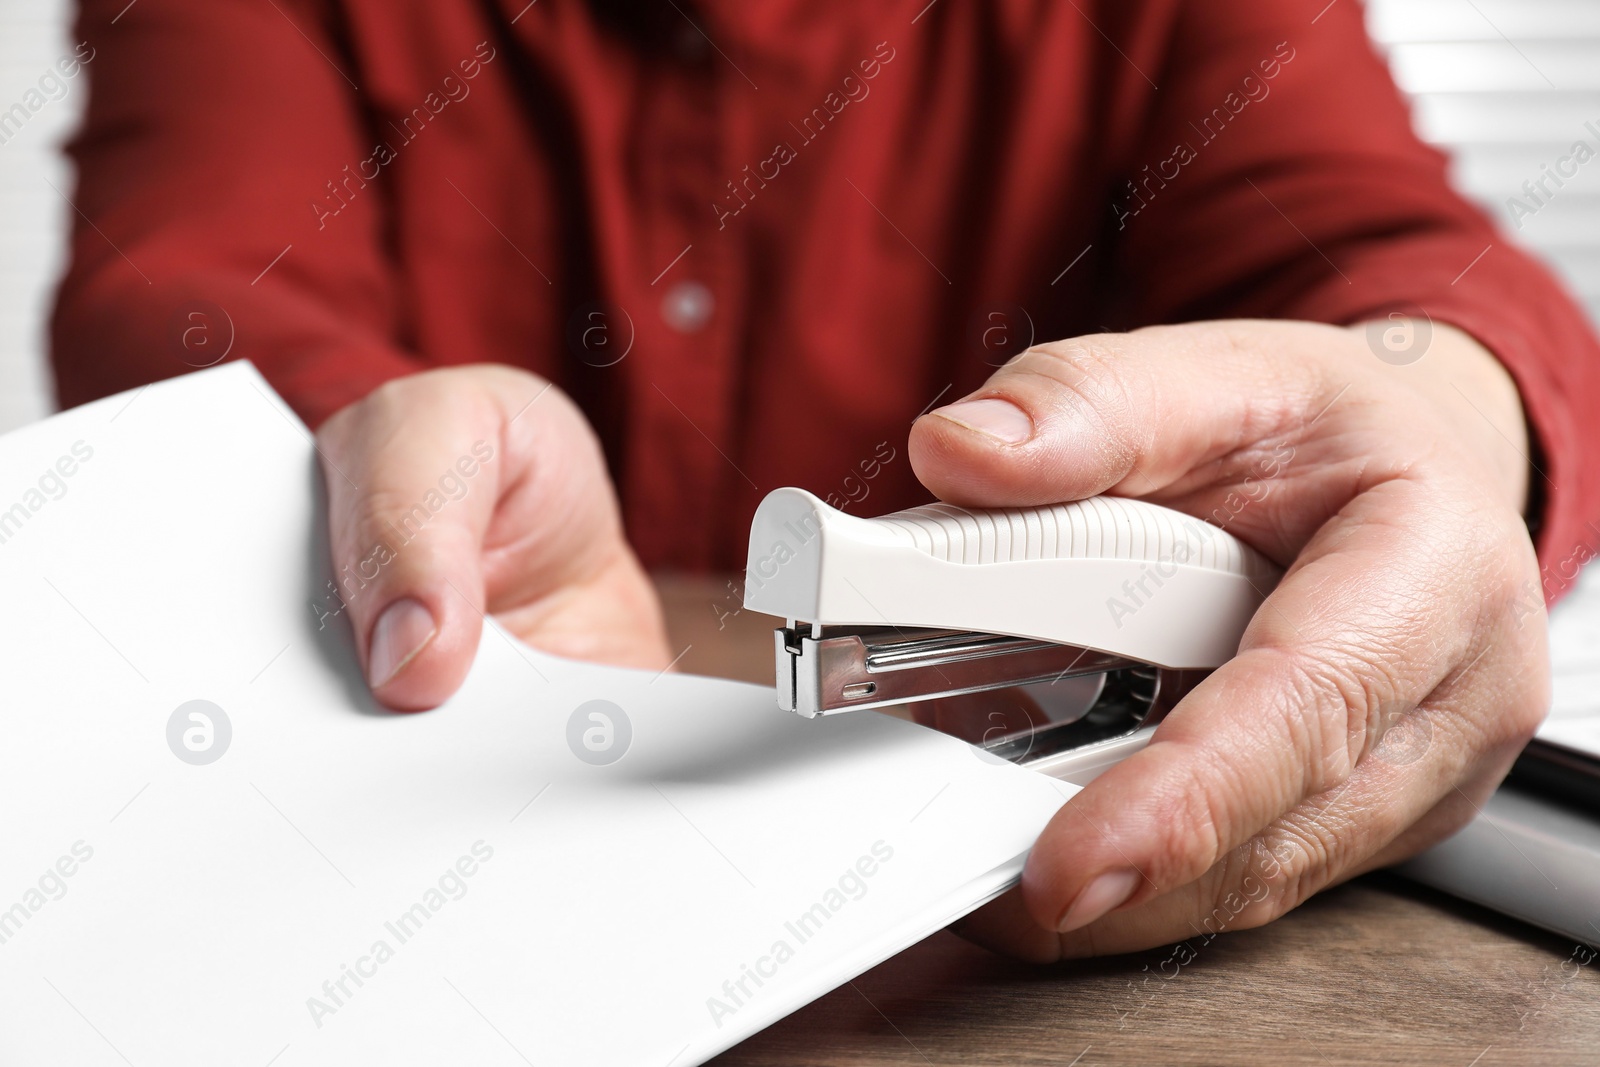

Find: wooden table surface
<box><xmin>653</xmin><ymin>576</ymin><xmax>1600</xmax><ymax>1067</ymax></box>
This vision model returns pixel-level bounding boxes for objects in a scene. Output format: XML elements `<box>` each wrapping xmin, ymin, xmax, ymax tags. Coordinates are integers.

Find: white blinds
<box><xmin>1368</xmin><ymin>0</ymin><xmax>1600</xmax><ymax>320</ymax></box>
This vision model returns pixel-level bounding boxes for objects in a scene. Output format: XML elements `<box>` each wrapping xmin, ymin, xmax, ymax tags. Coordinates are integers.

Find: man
<box><xmin>52</xmin><ymin>0</ymin><xmax>1600</xmax><ymax>960</ymax></box>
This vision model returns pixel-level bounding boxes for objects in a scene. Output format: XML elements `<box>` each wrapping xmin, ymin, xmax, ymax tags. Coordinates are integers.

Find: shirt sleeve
<box><xmin>51</xmin><ymin>0</ymin><xmax>422</xmax><ymax>428</ymax></box>
<box><xmin>1106</xmin><ymin>0</ymin><xmax>1600</xmax><ymax>602</ymax></box>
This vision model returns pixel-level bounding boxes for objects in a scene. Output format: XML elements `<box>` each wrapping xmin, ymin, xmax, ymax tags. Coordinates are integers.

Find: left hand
<box><xmin>906</xmin><ymin>319</ymin><xmax>1549</xmax><ymax>960</ymax></box>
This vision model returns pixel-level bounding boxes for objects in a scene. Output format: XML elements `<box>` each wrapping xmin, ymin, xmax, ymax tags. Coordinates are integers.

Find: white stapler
<box><xmin>743</xmin><ymin>488</ymin><xmax>1281</xmax><ymax>785</ymax></box>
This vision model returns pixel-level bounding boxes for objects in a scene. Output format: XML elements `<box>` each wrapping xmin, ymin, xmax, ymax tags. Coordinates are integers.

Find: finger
<box><xmin>959</xmin><ymin>686</ymin><xmax>1532</xmax><ymax>962</ymax></box>
<box><xmin>470</xmin><ymin>403</ymin><xmax>671</xmax><ymax>673</ymax></box>
<box><xmin>906</xmin><ymin>321</ymin><xmax>1345</xmax><ymax>540</ymax></box>
<box><xmin>1045</xmin><ymin>719</ymin><xmax>1527</xmax><ymax>960</ymax></box>
<box><xmin>1015</xmin><ymin>476</ymin><xmax>1514</xmax><ymax>937</ymax></box>
<box><xmin>316</xmin><ymin>367</ymin><xmax>631</xmax><ymax>710</ymax></box>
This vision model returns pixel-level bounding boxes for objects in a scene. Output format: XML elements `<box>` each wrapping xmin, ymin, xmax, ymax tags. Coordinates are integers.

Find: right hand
<box><xmin>314</xmin><ymin>365</ymin><xmax>671</xmax><ymax>711</ymax></box>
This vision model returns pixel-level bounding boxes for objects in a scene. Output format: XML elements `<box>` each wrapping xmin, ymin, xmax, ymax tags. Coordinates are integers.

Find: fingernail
<box><xmin>930</xmin><ymin>398</ymin><xmax>1033</xmax><ymax>444</ymax></box>
<box><xmin>368</xmin><ymin>597</ymin><xmax>437</xmax><ymax>689</ymax></box>
<box><xmin>1056</xmin><ymin>869</ymin><xmax>1140</xmax><ymax>932</ymax></box>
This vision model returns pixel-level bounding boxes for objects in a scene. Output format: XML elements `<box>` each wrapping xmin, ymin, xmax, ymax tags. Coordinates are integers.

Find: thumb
<box><xmin>315</xmin><ymin>372</ymin><xmax>505</xmax><ymax>710</ymax></box>
<box><xmin>314</xmin><ymin>366</ymin><xmax>646</xmax><ymax>711</ymax></box>
<box><xmin>907</xmin><ymin>322</ymin><xmax>1341</xmax><ymax>509</ymax></box>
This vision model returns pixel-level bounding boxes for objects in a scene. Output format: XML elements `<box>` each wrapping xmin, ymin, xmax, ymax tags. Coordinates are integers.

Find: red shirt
<box><xmin>52</xmin><ymin>0</ymin><xmax>1600</xmax><ymax>593</ymax></box>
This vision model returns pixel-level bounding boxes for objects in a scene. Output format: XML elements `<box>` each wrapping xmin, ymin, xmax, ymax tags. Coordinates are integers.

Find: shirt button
<box><xmin>661</xmin><ymin>281</ymin><xmax>714</xmax><ymax>333</ymax></box>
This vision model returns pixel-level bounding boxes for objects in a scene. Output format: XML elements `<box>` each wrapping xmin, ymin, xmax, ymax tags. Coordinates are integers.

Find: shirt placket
<box><xmin>625</xmin><ymin>25</ymin><xmax>742</xmax><ymax>570</ymax></box>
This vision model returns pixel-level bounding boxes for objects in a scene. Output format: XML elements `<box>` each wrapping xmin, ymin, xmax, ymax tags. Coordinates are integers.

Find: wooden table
<box><xmin>653</xmin><ymin>576</ymin><xmax>1600</xmax><ymax>1067</ymax></box>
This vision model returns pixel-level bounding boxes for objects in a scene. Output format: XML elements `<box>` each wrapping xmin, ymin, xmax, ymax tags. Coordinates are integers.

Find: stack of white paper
<box><xmin>1544</xmin><ymin>563</ymin><xmax>1600</xmax><ymax>757</ymax></box>
<box><xmin>0</xmin><ymin>364</ymin><xmax>1073</xmax><ymax>1065</ymax></box>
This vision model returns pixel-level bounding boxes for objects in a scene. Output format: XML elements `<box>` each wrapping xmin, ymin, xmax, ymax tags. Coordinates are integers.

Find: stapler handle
<box><xmin>743</xmin><ymin>488</ymin><xmax>1281</xmax><ymax>673</ymax></box>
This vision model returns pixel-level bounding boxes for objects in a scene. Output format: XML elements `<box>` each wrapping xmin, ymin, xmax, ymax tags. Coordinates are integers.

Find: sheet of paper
<box><xmin>0</xmin><ymin>364</ymin><xmax>1074</xmax><ymax>1066</ymax></box>
<box><xmin>1544</xmin><ymin>563</ymin><xmax>1600</xmax><ymax>758</ymax></box>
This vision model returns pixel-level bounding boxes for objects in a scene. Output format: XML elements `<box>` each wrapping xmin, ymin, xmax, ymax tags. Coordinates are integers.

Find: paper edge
<box><xmin>683</xmin><ymin>850</ymin><xmax>1031</xmax><ymax>1065</ymax></box>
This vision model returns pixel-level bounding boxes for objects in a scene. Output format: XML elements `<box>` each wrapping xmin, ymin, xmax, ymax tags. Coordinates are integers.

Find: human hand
<box><xmin>315</xmin><ymin>365</ymin><xmax>670</xmax><ymax>711</ymax></box>
<box><xmin>906</xmin><ymin>320</ymin><xmax>1548</xmax><ymax>959</ymax></box>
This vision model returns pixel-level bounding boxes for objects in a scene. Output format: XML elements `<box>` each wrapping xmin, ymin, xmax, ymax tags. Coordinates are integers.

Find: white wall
<box><xmin>0</xmin><ymin>1</ymin><xmax>1596</xmax><ymax>434</ymax></box>
<box><xmin>0</xmin><ymin>0</ymin><xmax>77</xmax><ymax>433</ymax></box>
